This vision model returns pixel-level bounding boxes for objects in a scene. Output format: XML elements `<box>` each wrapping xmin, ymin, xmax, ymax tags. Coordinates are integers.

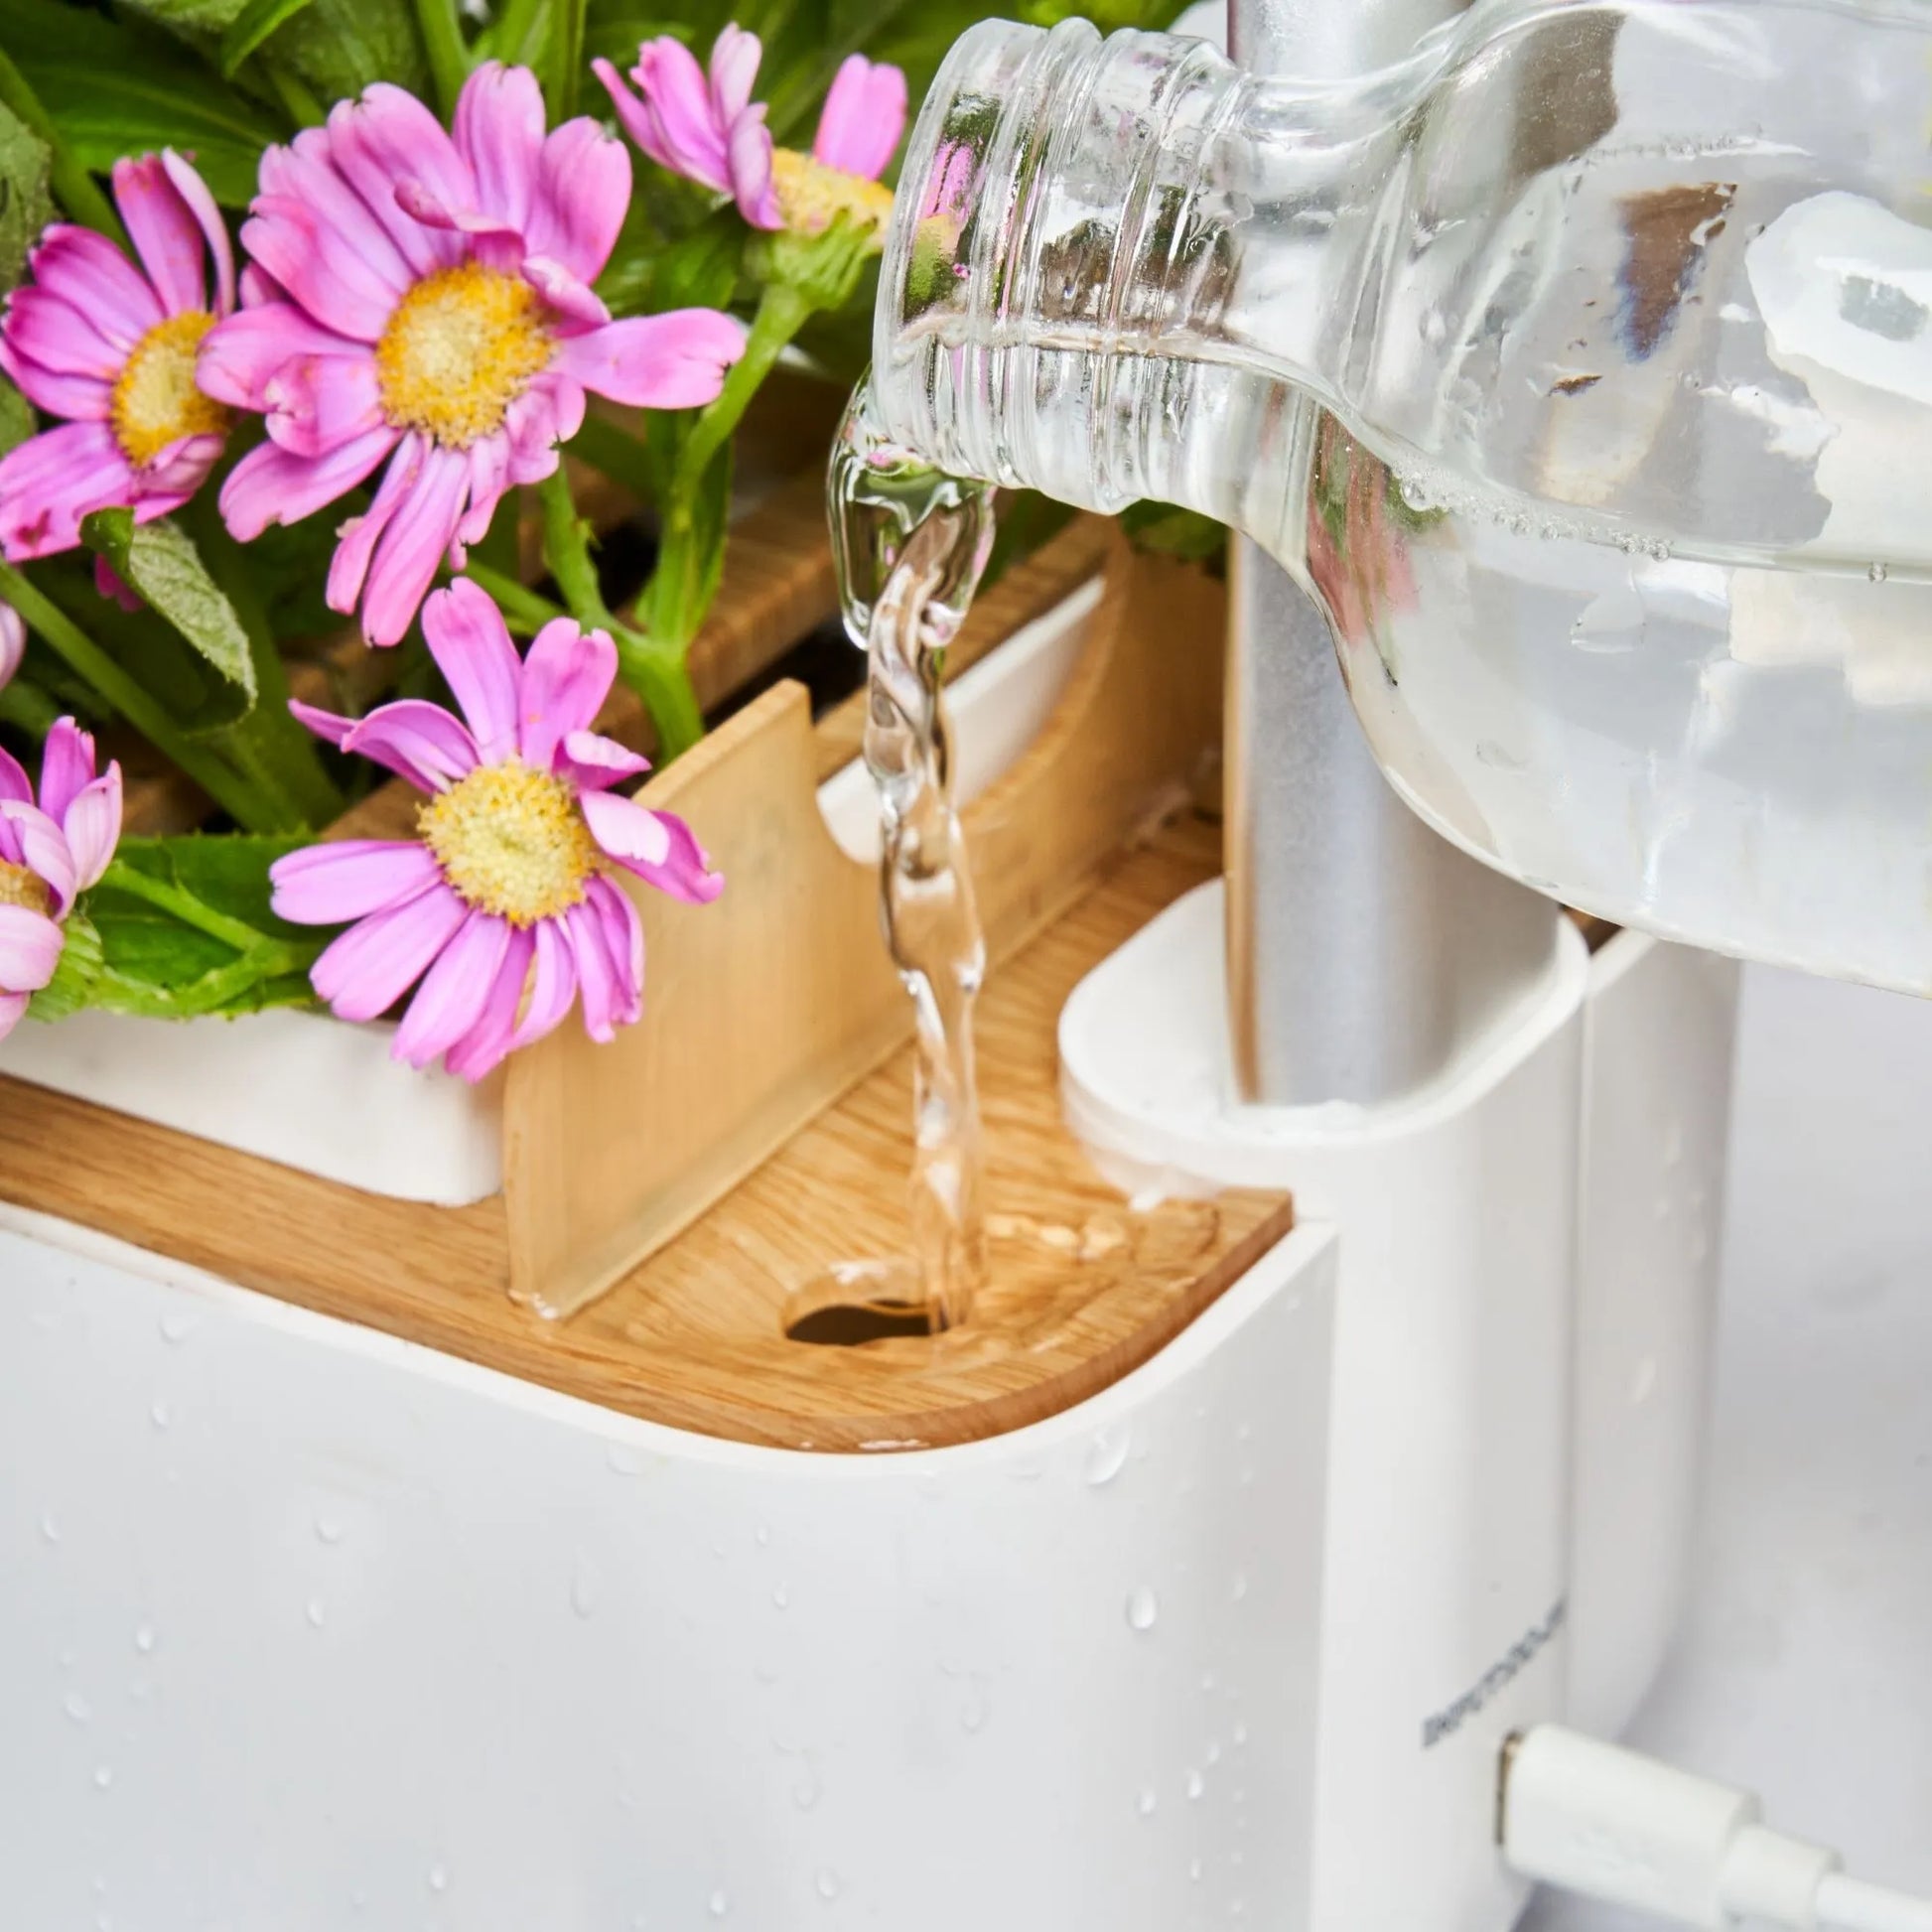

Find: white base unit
<box><xmin>0</xmin><ymin>1208</ymin><xmax>1335</xmax><ymax>1932</ymax></box>
<box><xmin>1060</xmin><ymin>887</ymin><xmax>1738</xmax><ymax>1932</ymax></box>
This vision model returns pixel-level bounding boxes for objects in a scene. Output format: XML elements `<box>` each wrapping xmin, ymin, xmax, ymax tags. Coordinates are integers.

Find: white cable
<box><xmin>1499</xmin><ymin>1725</ymin><xmax>1932</xmax><ymax>1932</ymax></box>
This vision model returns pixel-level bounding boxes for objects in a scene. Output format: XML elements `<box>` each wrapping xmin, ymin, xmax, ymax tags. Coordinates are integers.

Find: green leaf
<box><xmin>0</xmin><ymin>98</ymin><xmax>54</xmax><ymax>294</ymax></box>
<box><xmin>0</xmin><ymin>378</ymin><xmax>33</xmax><ymax>457</ymax></box>
<box><xmin>218</xmin><ymin>0</ymin><xmax>322</xmax><ymax>75</ymax></box>
<box><xmin>28</xmin><ymin>909</ymin><xmax>104</xmax><ymax>1023</ymax></box>
<box><xmin>75</xmin><ymin>838</ymin><xmax>327</xmax><ymax>1021</ymax></box>
<box><xmin>79</xmin><ymin>511</ymin><xmax>257</xmax><ymax>714</ymax></box>
<box><xmin>5</xmin><ymin>0</ymin><xmax>285</xmax><ymax>207</ymax></box>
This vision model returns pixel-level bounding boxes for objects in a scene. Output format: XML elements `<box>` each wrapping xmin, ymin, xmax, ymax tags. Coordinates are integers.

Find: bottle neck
<box><xmin>871</xmin><ymin>18</ymin><xmax>1421</xmax><ymax>547</ymax></box>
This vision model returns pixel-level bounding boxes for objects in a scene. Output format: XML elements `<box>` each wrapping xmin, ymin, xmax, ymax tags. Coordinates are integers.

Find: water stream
<box><xmin>792</xmin><ymin>377</ymin><xmax>997</xmax><ymax>1337</ymax></box>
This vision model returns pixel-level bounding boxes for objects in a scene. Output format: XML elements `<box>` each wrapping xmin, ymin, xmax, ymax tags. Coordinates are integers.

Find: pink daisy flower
<box><xmin>199</xmin><ymin>63</ymin><xmax>747</xmax><ymax>649</ymax></box>
<box><xmin>269</xmin><ymin>579</ymin><xmax>723</xmax><ymax>1081</ymax></box>
<box><xmin>0</xmin><ymin>153</ymin><xmax>235</xmax><ymax>562</ymax></box>
<box><xmin>597</xmin><ymin>34</ymin><xmax>906</xmax><ymax>238</ymax></box>
<box><xmin>0</xmin><ymin>718</ymin><xmax>124</xmax><ymax>1041</ymax></box>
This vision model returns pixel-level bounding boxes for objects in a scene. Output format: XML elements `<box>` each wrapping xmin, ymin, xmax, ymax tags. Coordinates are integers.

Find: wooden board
<box><xmin>501</xmin><ymin>529</ymin><xmax>1228</xmax><ymax>1317</ymax></box>
<box><xmin>0</xmin><ymin>815</ymin><xmax>1289</xmax><ymax>1452</ymax></box>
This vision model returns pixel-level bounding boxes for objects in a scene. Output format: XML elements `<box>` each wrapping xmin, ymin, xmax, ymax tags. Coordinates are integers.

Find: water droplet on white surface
<box><xmin>40</xmin><ymin>1511</ymin><xmax>60</xmax><ymax>1545</ymax></box>
<box><xmin>791</xmin><ymin>1768</ymin><xmax>822</xmax><ymax>1811</ymax></box>
<box><xmin>92</xmin><ymin>1765</ymin><xmax>112</xmax><ymax>1790</ymax></box>
<box><xmin>755</xmin><ymin>1525</ymin><xmax>771</xmax><ymax>1548</ymax></box>
<box><xmin>709</xmin><ymin>1888</ymin><xmax>730</xmax><ymax>1918</ymax></box>
<box><xmin>1125</xmin><ymin>1587</ymin><xmax>1159</xmax><ymax>1632</ymax></box>
<box><xmin>133</xmin><ymin>1624</ymin><xmax>154</xmax><ymax>1655</ymax></box>
<box><xmin>149</xmin><ymin>1401</ymin><xmax>169</xmax><ymax>1431</ymax></box>
<box><xmin>1206</xmin><ymin>1741</ymin><xmax>1222</xmax><ymax>1766</ymax></box>
<box><xmin>157</xmin><ymin>1309</ymin><xmax>202</xmax><ymax>1344</ymax></box>
<box><xmin>64</xmin><ymin>1691</ymin><xmax>90</xmax><ymax>1724</ymax></box>
<box><xmin>605</xmin><ymin>1442</ymin><xmax>650</xmax><ymax>1475</ymax></box>
<box><xmin>1189</xmin><ymin>1859</ymin><xmax>1202</xmax><ymax>1882</ymax></box>
<box><xmin>1870</xmin><ymin>561</ymin><xmax>1890</xmax><ymax>583</ymax></box>
<box><xmin>815</xmin><ymin>1869</ymin><xmax>842</xmax><ymax>1902</ymax></box>
<box><xmin>1200</xmin><ymin>1670</ymin><xmax>1218</xmax><ymax>1693</ymax></box>
<box><xmin>1233</xmin><ymin>1722</ymin><xmax>1249</xmax><ymax>1747</ymax></box>
<box><xmin>1085</xmin><ymin>1429</ymin><xmax>1131</xmax><ymax>1487</ymax></box>
<box><xmin>427</xmin><ymin>1863</ymin><xmax>448</xmax><ymax>1892</ymax></box>
<box><xmin>1231</xmin><ymin>1570</ymin><xmax>1249</xmax><ymax>1602</ymax></box>
<box><xmin>1186</xmin><ymin>1769</ymin><xmax>1205</xmax><ymax>1800</ymax></box>
<box><xmin>315</xmin><ymin>1515</ymin><xmax>345</xmax><ymax>1546</ymax></box>
<box><xmin>306</xmin><ymin>1598</ymin><xmax>326</xmax><ymax>1629</ymax></box>
<box><xmin>571</xmin><ymin>1558</ymin><xmax>599</xmax><ymax>1619</ymax></box>
<box><xmin>958</xmin><ymin>1678</ymin><xmax>989</xmax><ymax>1733</ymax></box>
<box><xmin>1137</xmin><ymin>1787</ymin><xmax>1158</xmax><ymax>1817</ymax></box>
<box><xmin>771</xmin><ymin>1583</ymin><xmax>790</xmax><ymax>1611</ymax></box>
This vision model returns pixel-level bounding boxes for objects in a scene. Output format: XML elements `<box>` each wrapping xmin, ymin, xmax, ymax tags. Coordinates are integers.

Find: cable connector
<box><xmin>1498</xmin><ymin>1725</ymin><xmax>1932</xmax><ymax>1932</ymax></box>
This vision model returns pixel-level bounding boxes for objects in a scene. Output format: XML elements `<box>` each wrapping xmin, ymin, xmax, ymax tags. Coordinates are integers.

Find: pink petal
<box><xmin>269</xmin><ymin>839</ymin><xmax>441</xmax><ymax>925</ymax></box>
<box><xmin>342</xmin><ymin>698</ymin><xmax>481</xmax><ymax>792</ymax></box>
<box><xmin>729</xmin><ymin>109</ymin><xmax>781</xmax><ymax>228</ymax></box>
<box><xmin>239</xmin><ymin>196</ymin><xmax>404</xmax><ymax>344</ymax></box>
<box><xmin>458</xmin><ymin>434</ymin><xmax>511</xmax><ymax>550</ymax></box>
<box><xmin>0</xmin><ymin>990</ymin><xmax>29</xmax><ymax>1040</ymax></box>
<box><xmin>627</xmin><ymin>39</ymin><xmax>732</xmax><ymax>190</ymax></box>
<box><xmin>161</xmin><ymin>151</ymin><xmax>235</xmax><ymax>315</ymax></box>
<box><xmin>2</xmin><ymin>286</ymin><xmax>127</xmax><ymax>380</ymax></box>
<box><xmin>562</xmin><ymin>885</ymin><xmax>638</xmax><ymax>1041</ymax></box>
<box><xmin>591</xmin><ymin>62</ymin><xmax>673</xmax><ymax>178</ymax></box>
<box><xmin>263</xmin><ymin>351</ymin><xmax>385</xmax><ymax>459</ymax></box>
<box><xmin>393</xmin><ymin>908</ymin><xmax>509</xmax><ymax>1068</ymax></box>
<box><xmin>500</xmin><ymin>369</ymin><xmax>581</xmax><ymax>481</ymax></box>
<box><xmin>517</xmin><ymin>255</ymin><xmax>609</xmax><ymax>328</ymax></box>
<box><xmin>0</xmin><ymin>800</ymin><xmax>75</xmax><ymax>913</ymax></box>
<box><xmin>508</xmin><ymin>913</ymin><xmax>577</xmax><ymax>1051</ymax></box>
<box><xmin>131</xmin><ymin>432</ymin><xmax>225</xmax><ymax>500</ymax></box>
<box><xmin>554</xmin><ymin>728</ymin><xmax>648</xmax><ymax>792</ymax></box>
<box><xmin>0</xmin><ymin>601</ymin><xmax>22</xmax><ymax>689</ymax></box>
<box><xmin>555</xmin><ymin>310</ymin><xmax>745</xmax><ymax>409</ymax></box>
<box><xmin>24</xmin><ymin>226</ymin><xmax>162</xmax><ymax>351</ymax></box>
<box><xmin>112</xmin><ymin>154</ymin><xmax>207</xmax><ymax>320</ymax></box>
<box><xmin>355</xmin><ymin>443</ymin><xmax>471</xmax><ymax>646</ymax></box>
<box><xmin>0</xmin><ymin>744</ymin><xmax>33</xmax><ymax>805</ymax></box>
<box><xmin>580</xmin><ymin>789</ymin><xmax>723</xmax><ymax>903</ymax></box>
<box><xmin>813</xmin><ymin>57</ymin><xmax>907</xmax><ymax>181</ymax></box>
<box><xmin>587</xmin><ymin>875</ymin><xmax>644</xmax><ymax>1026</ymax></box>
<box><xmin>0</xmin><ymin>339</ymin><xmax>111</xmax><ymax>420</ymax></box>
<box><xmin>61</xmin><ymin>767</ymin><xmax>122</xmax><ymax>893</ymax></box>
<box><xmin>517</xmin><ymin>617</ymin><xmax>616</xmax><ymax>766</ymax></box>
<box><xmin>0</xmin><ymin>423</ymin><xmax>137</xmax><ymax>561</ymax></box>
<box><xmin>422</xmin><ymin>578</ymin><xmax>520</xmax><ymax>760</ymax></box>
<box><xmin>325</xmin><ymin>87</ymin><xmax>470</xmax><ymax>280</ymax></box>
<box><xmin>288</xmin><ymin>697</ymin><xmax>354</xmax><ymax>750</ymax></box>
<box><xmin>94</xmin><ymin>556</ymin><xmax>141</xmax><ymax>612</ymax></box>
<box><xmin>708</xmin><ymin>24</ymin><xmax>764</xmax><ymax>123</ymax></box>
<box><xmin>524</xmin><ymin>117</ymin><xmax>631</xmax><ymax>285</ymax></box>
<box><xmin>311</xmin><ymin>880</ymin><xmax>469</xmax><ymax>1023</ymax></box>
<box><xmin>442</xmin><ymin>920</ymin><xmax>536</xmax><ymax>1081</ymax></box>
<box><xmin>218</xmin><ymin>424</ymin><xmax>395</xmax><ymax>543</ymax></box>
<box><xmin>38</xmin><ymin>718</ymin><xmax>98</xmax><ymax>825</ymax></box>
<box><xmin>392</xmin><ymin>178</ymin><xmax>521</xmax><ymax>251</ymax></box>
<box><xmin>0</xmin><ymin>904</ymin><xmax>64</xmax><ymax>995</ymax></box>
<box><xmin>198</xmin><ymin>302</ymin><xmax>367</xmax><ymax>412</ymax></box>
<box><xmin>324</xmin><ymin>433</ymin><xmax>424</xmax><ymax>625</ymax></box>
<box><xmin>453</xmin><ymin>62</ymin><xmax>546</xmax><ymax>234</ymax></box>
<box><xmin>259</xmin><ymin>126</ymin><xmax>420</xmax><ymax>296</ymax></box>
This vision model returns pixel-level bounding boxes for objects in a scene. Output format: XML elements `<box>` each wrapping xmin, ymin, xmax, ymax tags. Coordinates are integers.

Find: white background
<box><xmin>1531</xmin><ymin>963</ymin><xmax>1932</xmax><ymax>1926</ymax></box>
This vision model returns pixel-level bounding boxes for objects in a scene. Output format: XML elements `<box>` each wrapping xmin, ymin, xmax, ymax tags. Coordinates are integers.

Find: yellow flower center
<box><xmin>0</xmin><ymin>860</ymin><xmax>52</xmax><ymax>916</ymax></box>
<box><xmin>770</xmin><ymin>150</ymin><xmax>896</xmax><ymax>242</ymax></box>
<box><xmin>418</xmin><ymin>759</ymin><xmax>599</xmax><ymax>927</ymax></box>
<box><xmin>376</xmin><ymin>261</ymin><xmax>555</xmax><ymax>451</ymax></box>
<box><xmin>110</xmin><ymin>311</ymin><xmax>228</xmax><ymax>470</ymax></box>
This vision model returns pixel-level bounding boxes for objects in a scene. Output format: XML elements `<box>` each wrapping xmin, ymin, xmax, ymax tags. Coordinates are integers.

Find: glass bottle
<box><xmin>871</xmin><ymin>0</ymin><xmax>1932</xmax><ymax>994</ymax></box>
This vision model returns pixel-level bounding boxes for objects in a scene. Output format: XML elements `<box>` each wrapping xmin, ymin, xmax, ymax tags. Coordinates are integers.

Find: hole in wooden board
<box><xmin>782</xmin><ymin>1260</ymin><xmax>942</xmax><ymax>1345</ymax></box>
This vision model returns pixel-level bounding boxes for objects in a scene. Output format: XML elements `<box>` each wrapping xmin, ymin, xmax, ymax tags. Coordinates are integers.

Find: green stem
<box><xmin>547</xmin><ymin>0</ymin><xmax>588</xmax><ymax>120</ymax></box>
<box><xmin>464</xmin><ymin>560</ymin><xmax>562</xmax><ymax>635</ymax></box>
<box><xmin>0</xmin><ymin>677</ymin><xmax>60</xmax><ymax>737</ymax></box>
<box><xmin>0</xmin><ymin>48</ymin><xmax>127</xmax><ymax>247</ymax></box>
<box><xmin>410</xmin><ymin>0</ymin><xmax>471</xmax><ymax>117</ymax></box>
<box><xmin>266</xmin><ymin>65</ymin><xmax>328</xmax><ymax>129</ymax></box>
<box><xmin>489</xmin><ymin>0</ymin><xmax>546</xmax><ymax>69</ymax></box>
<box><xmin>537</xmin><ymin>467</ymin><xmax>706</xmax><ymax>758</ymax></box>
<box><xmin>673</xmin><ymin>282</ymin><xmax>812</xmax><ymax>502</ymax></box>
<box><xmin>0</xmin><ymin>562</ymin><xmax>277</xmax><ymax>831</ymax></box>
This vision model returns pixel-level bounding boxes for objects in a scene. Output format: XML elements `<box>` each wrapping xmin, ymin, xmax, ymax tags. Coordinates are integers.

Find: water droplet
<box><xmin>133</xmin><ymin>1624</ymin><xmax>154</xmax><ymax>1655</ymax></box>
<box><xmin>1085</xmin><ymin>1429</ymin><xmax>1131</xmax><ymax>1487</ymax></box>
<box><xmin>306</xmin><ymin>1598</ymin><xmax>326</xmax><ymax>1629</ymax></box>
<box><xmin>40</xmin><ymin>1510</ymin><xmax>60</xmax><ymax>1545</ymax></box>
<box><xmin>1231</xmin><ymin>1570</ymin><xmax>1249</xmax><ymax>1603</ymax></box>
<box><xmin>315</xmin><ymin>1515</ymin><xmax>345</xmax><ymax>1546</ymax></box>
<box><xmin>791</xmin><ymin>1768</ymin><xmax>822</xmax><ymax>1811</ymax></box>
<box><xmin>709</xmin><ymin>1888</ymin><xmax>730</xmax><ymax>1918</ymax></box>
<box><xmin>1185</xmin><ymin>1769</ymin><xmax>1205</xmax><ymax>1801</ymax></box>
<box><xmin>1189</xmin><ymin>1859</ymin><xmax>1203</xmax><ymax>1883</ymax></box>
<box><xmin>1870</xmin><ymin>561</ymin><xmax>1889</xmax><ymax>583</ymax></box>
<box><xmin>571</xmin><ymin>1557</ymin><xmax>599</xmax><ymax>1619</ymax></box>
<box><xmin>92</xmin><ymin>1765</ymin><xmax>112</xmax><ymax>1790</ymax></box>
<box><xmin>1233</xmin><ymin>1722</ymin><xmax>1249</xmax><ymax>1747</ymax></box>
<box><xmin>1137</xmin><ymin>1787</ymin><xmax>1158</xmax><ymax>1817</ymax></box>
<box><xmin>157</xmin><ymin>1309</ymin><xmax>203</xmax><ymax>1345</ymax></box>
<box><xmin>1200</xmin><ymin>1670</ymin><xmax>1218</xmax><ymax>1693</ymax></box>
<box><xmin>815</xmin><ymin>1869</ymin><xmax>842</xmax><ymax>1902</ymax></box>
<box><xmin>771</xmin><ymin>1583</ymin><xmax>790</xmax><ymax>1611</ymax></box>
<box><xmin>1125</xmin><ymin>1587</ymin><xmax>1159</xmax><ymax>1633</ymax></box>
<box><xmin>149</xmin><ymin>1401</ymin><xmax>170</xmax><ymax>1431</ymax></box>
<box><xmin>65</xmin><ymin>1690</ymin><xmax>91</xmax><ymax>1724</ymax></box>
<box><xmin>606</xmin><ymin>1442</ymin><xmax>650</xmax><ymax>1475</ymax></box>
<box><xmin>1206</xmin><ymin>1741</ymin><xmax>1223</xmax><ymax>1766</ymax></box>
<box><xmin>755</xmin><ymin>1525</ymin><xmax>771</xmax><ymax>1548</ymax></box>
<box><xmin>427</xmin><ymin>1863</ymin><xmax>448</xmax><ymax>1893</ymax></box>
<box><xmin>958</xmin><ymin>1677</ymin><xmax>990</xmax><ymax>1733</ymax></box>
